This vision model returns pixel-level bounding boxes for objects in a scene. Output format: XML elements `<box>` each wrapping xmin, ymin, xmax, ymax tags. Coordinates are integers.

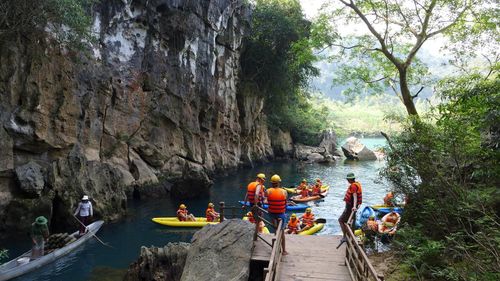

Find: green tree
<box><xmin>241</xmin><ymin>0</ymin><xmax>331</xmax><ymax>144</ymax></box>
<box><xmin>382</xmin><ymin>71</ymin><xmax>500</xmax><ymax>280</ymax></box>
<box><xmin>0</xmin><ymin>0</ymin><xmax>94</xmax><ymax>46</ymax></box>
<box><xmin>317</xmin><ymin>0</ymin><xmax>498</xmax><ymax>116</ymax></box>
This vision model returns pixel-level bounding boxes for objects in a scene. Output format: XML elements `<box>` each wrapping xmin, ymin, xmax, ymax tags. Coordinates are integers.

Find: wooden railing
<box><xmin>263</xmin><ymin>219</ymin><xmax>284</xmax><ymax>281</ymax></box>
<box><xmin>344</xmin><ymin>212</ymin><xmax>384</xmax><ymax>281</ymax></box>
<box><xmin>219</xmin><ymin>201</ymin><xmax>245</xmax><ymax>221</ymax></box>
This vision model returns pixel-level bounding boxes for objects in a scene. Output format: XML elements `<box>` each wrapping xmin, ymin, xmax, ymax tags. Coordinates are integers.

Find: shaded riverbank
<box><xmin>1</xmin><ymin>139</ymin><xmax>388</xmax><ymax>280</ymax></box>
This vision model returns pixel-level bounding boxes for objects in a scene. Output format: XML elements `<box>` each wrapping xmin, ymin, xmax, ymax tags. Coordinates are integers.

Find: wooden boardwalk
<box><xmin>252</xmin><ymin>234</ymin><xmax>351</xmax><ymax>281</ymax></box>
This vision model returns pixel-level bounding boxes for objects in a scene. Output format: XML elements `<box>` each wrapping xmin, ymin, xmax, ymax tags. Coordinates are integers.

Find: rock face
<box><xmin>341</xmin><ymin>137</ymin><xmax>377</xmax><ymax>161</ymax></box>
<box><xmin>0</xmin><ymin>0</ymin><xmax>277</xmax><ymax>237</ymax></box>
<box><xmin>180</xmin><ymin>219</ymin><xmax>254</xmax><ymax>281</ymax></box>
<box><xmin>15</xmin><ymin>162</ymin><xmax>45</xmax><ymax>197</ymax></box>
<box><xmin>271</xmin><ymin>129</ymin><xmax>294</xmax><ymax>157</ymax></box>
<box><xmin>124</xmin><ymin>243</ymin><xmax>190</xmax><ymax>281</ymax></box>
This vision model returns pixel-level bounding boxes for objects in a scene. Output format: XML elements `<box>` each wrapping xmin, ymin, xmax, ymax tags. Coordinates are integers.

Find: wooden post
<box><xmin>219</xmin><ymin>202</ymin><xmax>225</xmax><ymax>222</ymax></box>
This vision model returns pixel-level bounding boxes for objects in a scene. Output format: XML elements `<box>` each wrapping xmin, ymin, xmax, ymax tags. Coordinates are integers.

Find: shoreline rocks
<box><xmin>124</xmin><ymin>220</ymin><xmax>254</xmax><ymax>281</ymax></box>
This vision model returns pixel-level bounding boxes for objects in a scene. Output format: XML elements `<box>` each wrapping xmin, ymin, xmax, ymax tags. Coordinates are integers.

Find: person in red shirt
<box><xmin>338</xmin><ymin>172</ymin><xmax>362</xmax><ymax>242</ymax></box>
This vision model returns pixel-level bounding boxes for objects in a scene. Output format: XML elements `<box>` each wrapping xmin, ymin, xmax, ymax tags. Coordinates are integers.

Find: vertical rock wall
<box><xmin>0</xmin><ymin>0</ymin><xmax>274</xmax><ymax>236</ymax></box>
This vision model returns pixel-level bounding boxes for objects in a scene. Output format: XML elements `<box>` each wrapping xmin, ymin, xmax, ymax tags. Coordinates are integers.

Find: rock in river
<box><xmin>341</xmin><ymin>137</ymin><xmax>377</xmax><ymax>161</ymax></box>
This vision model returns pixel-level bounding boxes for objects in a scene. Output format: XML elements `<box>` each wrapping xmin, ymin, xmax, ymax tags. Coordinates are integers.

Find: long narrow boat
<box><xmin>290</xmin><ymin>186</ymin><xmax>330</xmax><ymax>202</ymax></box>
<box><xmin>151</xmin><ymin>217</ymin><xmax>219</xmax><ymax>227</ymax></box>
<box><xmin>237</xmin><ymin>201</ymin><xmax>308</xmax><ymax>212</ymax></box>
<box><xmin>284</xmin><ymin>185</ymin><xmax>329</xmax><ymax>194</ymax></box>
<box><xmin>0</xmin><ymin>220</ymin><xmax>104</xmax><ymax>281</ymax></box>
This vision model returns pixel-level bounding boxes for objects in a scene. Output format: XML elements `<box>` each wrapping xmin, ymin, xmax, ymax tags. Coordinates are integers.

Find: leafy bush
<box><xmin>0</xmin><ymin>0</ymin><xmax>94</xmax><ymax>46</ymax></box>
<box><xmin>0</xmin><ymin>249</ymin><xmax>8</xmax><ymax>264</ymax></box>
<box><xmin>382</xmin><ymin>72</ymin><xmax>500</xmax><ymax>280</ymax></box>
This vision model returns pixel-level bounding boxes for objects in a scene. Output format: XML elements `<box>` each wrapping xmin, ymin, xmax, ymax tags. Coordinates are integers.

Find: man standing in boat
<box><xmin>74</xmin><ymin>195</ymin><xmax>93</xmax><ymax>235</ymax></box>
<box><xmin>31</xmin><ymin>216</ymin><xmax>49</xmax><ymax>259</ymax></box>
<box><xmin>338</xmin><ymin>172</ymin><xmax>362</xmax><ymax>242</ymax></box>
<box><xmin>244</xmin><ymin>173</ymin><xmax>266</xmax><ymax>207</ymax></box>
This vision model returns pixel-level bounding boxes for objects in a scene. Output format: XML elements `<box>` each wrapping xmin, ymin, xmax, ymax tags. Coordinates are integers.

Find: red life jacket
<box><xmin>177</xmin><ymin>209</ymin><xmax>188</xmax><ymax>221</ymax></box>
<box><xmin>301</xmin><ymin>213</ymin><xmax>315</xmax><ymax>226</ymax></box>
<box><xmin>206</xmin><ymin>207</ymin><xmax>218</xmax><ymax>222</ymax></box>
<box><xmin>312</xmin><ymin>184</ymin><xmax>321</xmax><ymax>195</ymax></box>
<box><xmin>300</xmin><ymin>188</ymin><xmax>309</xmax><ymax>198</ymax></box>
<box><xmin>267</xmin><ymin>188</ymin><xmax>287</xmax><ymax>214</ymax></box>
<box><xmin>344</xmin><ymin>182</ymin><xmax>363</xmax><ymax>206</ymax></box>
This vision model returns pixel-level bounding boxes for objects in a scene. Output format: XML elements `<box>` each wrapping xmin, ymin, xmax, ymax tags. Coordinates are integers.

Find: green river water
<box><xmin>2</xmin><ymin>138</ymin><xmax>388</xmax><ymax>281</ymax></box>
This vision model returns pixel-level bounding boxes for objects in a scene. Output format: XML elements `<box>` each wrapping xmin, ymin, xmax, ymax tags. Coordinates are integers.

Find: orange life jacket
<box><xmin>312</xmin><ymin>184</ymin><xmax>321</xmax><ymax>195</ymax></box>
<box><xmin>301</xmin><ymin>213</ymin><xmax>315</xmax><ymax>226</ymax></box>
<box><xmin>177</xmin><ymin>209</ymin><xmax>188</xmax><ymax>221</ymax></box>
<box><xmin>367</xmin><ymin>220</ymin><xmax>378</xmax><ymax>231</ymax></box>
<box><xmin>384</xmin><ymin>213</ymin><xmax>399</xmax><ymax>224</ymax></box>
<box><xmin>267</xmin><ymin>188</ymin><xmax>287</xmax><ymax>214</ymax></box>
<box><xmin>247</xmin><ymin>181</ymin><xmax>265</xmax><ymax>203</ymax></box>
<box><xmin>288</xmin><ymin>218</ymin><xmax>300</xmax><ymax>230</ymax></box>
<box><xmin>384</xmin><ymin>192</ymin><xmax>394</xmax><ymax>206</ymax></box>
<box><xmin>300</xmin><ymin>188</ymin><xmax>309</xmax><ymax>198</ymax></box>
<box><xmin>344</xmin><ymin>182</ymin><xmax>363</xmax><ymax>206</ymax></box>
<box><xmin>206</xmin><ymin>207</ymin><xmax>218</xmax><ymax>222</ymax></box>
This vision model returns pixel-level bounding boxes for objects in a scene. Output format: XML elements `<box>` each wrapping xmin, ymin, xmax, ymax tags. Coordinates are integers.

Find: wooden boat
<box><xmin>290</xmin><ymin>186</ymin><xmax>330</xmax><ymax>202</ymax></box>
<box><xmin>0</xmin><ymin>220</ymin><xmax>104</xmax><ymax>281</ymax></box>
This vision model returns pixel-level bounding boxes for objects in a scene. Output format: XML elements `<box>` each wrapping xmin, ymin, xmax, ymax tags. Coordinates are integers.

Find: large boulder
<box><xmin>15</xmin><ymin>161</ymin><xmax>45</xmax><ymax>197</ymax></box>
<box><xmin>180</xmin><ymin>219</ymin><xmax>254</xmax><ymax>281</ymax></box>
<box><xmin>341</xmin><ymin>137</ymin><xmax>377</xmax><ymax>161</ymax></box>
<box><xmin>124</xmin><ymin>243</ymin><xmax>190</xmax><ymax>281</ymax></box>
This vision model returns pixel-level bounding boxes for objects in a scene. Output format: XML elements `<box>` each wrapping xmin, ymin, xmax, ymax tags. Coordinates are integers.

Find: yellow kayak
<box><xmin>285</xmin><ymin>185</ymin><xmax>329</xmax><ymax>194</ymax></box>
<box><xmin>151</xmin><ymin>217</ymin><xmax>219</xmax><ymax>227</ymax></box>
<box><xmin>298</xmin><ymin>223</ymin><xmax>324</xmax><ymax>235</ymax></box>
<box><xmin>242</xmin><ymin>216</ymin><xmax>270</xmax><ymax>234</ymax></box>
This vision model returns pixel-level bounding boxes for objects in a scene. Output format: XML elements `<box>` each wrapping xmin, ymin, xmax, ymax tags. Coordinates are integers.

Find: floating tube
<box><xmin>238</xmin><ymin>201</ymin><xmax>308</xmax><ymax>212</ymax></box>
<box><xmin>151</xmin><ymin>217</ymin><xmax>219</xmax><ymax>227</ymax></box>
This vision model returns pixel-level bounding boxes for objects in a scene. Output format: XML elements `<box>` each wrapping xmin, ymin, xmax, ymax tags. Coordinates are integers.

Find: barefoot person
<box><xmin>177</xmin><ymin>204</ymin><xmax>196</xmax><ymax>222</ymax></box>
<box><xmin>267</xmin><ymin>174</ymin><xmax>288</xmax><ymax>255</ymax></box>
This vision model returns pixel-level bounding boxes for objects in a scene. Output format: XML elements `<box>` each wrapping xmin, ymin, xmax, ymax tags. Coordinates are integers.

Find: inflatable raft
<box><xmin>370</xmin><ymin>204</ymin><xmax>404</xmax><ymax>215</ymax></box>
<box><xmin>355</xmin><ymin>206</ymin><xmax>376</xmax><ymax>228</ymax></box>
<box><xmin>151</xmin><ymin>217</ymin><xmax>219</xmax><ymax>227</ymax></box>
<box><xmin>290</xmin><ymin>186</ymin><xmax>330</xmax><ymax>203</ymax></box>
<box><xmin>298</xmin><ymin>223</ymin><xmax>324</xmax><ymax>235</ymax></box>
<box><xmin>284</xmin><ymin>185</ymin><xmax>329</xmax><ymax>194</ymax></box>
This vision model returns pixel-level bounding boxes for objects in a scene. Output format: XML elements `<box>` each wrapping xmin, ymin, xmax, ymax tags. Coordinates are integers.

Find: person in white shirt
<box><xmin>74</xmin><ymin>195</ymin><xmax>93</xmax><ymax>235</ymax></box>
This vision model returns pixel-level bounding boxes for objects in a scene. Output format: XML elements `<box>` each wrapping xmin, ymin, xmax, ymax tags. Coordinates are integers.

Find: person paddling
<box><xmin>31</xmin><ymin>216</ymin><xmax>49</xmax><ymax>260</ymax></box>
<box><xmin>266</xmin><ymin>174</ymin><xmax>288</xmax><ymax>255</ymax></box>
<box><xmin>74</xmin><ymin>195</ymin><xmax>93</xmax><ymax>235</ymax></box>
<box><xmin>338</xmin><ymin>172</ymin><xmax>363</xmax><ymax>243</ymax></box>
<box><xmin>205</xmin><ymin>202</ymin><xmax>220</xmax><ymax>222</ymax></box>
<box><xmin>244</xmin><ymin>173</ymin><xmax>266</xmax><ymax>207</ymax></box>
<box><xmin>285</xmin><ymin>213</ymin><xmax>301</xmax><ymax>234</ymax></box>
<box><xmin>177</xmin><ymin>204</ymin><xmax>196</xmax><ymax>222</ymax></box>
<box><xmin>297</xmin><ymin>179</ymin><xmax>308</xmax><ymax>191</ymax></box>
<box><xmin>311</xmin><ymin>179</ymin><xmax>322</xmax><ymax>196</ymax></box>
<box><xmin>300</xmin><ymin>208</ymin><xmax>315</xmax><ymax>231</ymax></box>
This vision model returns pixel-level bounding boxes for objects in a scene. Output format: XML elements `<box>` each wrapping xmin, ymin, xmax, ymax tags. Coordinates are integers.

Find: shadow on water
<box><xmin>2</xmin><ymin>138</ymin><xmax>388</xmax><ymax>281</ymax></box>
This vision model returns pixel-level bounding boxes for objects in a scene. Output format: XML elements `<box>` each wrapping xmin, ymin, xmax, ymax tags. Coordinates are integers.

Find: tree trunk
<box><xmin>398</xmin><ymin>68</ymin><xmax>419</xmax><ymax>116</ymax></box>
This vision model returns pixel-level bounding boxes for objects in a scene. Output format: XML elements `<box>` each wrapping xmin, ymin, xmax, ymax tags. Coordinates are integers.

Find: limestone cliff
<box><xmin>0</xmin><ymin>0</ymin><xmax>276</xmax><ymax>236</ymax></box>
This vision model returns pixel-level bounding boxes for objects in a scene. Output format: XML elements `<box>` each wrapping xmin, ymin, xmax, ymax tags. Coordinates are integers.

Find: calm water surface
<box><xmin>3</xmin><ymin>138</ymin><xmax>387</xmax><ymax>281</ymax></box>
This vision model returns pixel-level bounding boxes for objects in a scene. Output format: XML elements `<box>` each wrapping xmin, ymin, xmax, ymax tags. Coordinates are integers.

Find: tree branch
<box><xmin>412</xmin><ymin>86</ymin><xmax>424</xmax><ymax>99</ymax></box>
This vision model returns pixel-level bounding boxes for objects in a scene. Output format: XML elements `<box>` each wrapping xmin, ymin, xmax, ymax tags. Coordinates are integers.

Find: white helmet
<box><xmin>82</xmin><ymin>195</ymin><xmax>89</xmax><ymax>200</ymax></box>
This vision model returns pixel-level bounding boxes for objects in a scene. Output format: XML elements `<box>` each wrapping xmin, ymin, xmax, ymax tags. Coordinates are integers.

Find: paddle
<box><xmin>72</xmin><ymin>215</ymin><xmax>113</xmax><ymax>248</ymax></box>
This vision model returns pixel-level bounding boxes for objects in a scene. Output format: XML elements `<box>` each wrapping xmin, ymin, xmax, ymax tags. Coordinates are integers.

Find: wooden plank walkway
<box><xmin>251</xmin><ymin>235</ymin><xmax>351</xmax><ymax>281</ymax></box>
